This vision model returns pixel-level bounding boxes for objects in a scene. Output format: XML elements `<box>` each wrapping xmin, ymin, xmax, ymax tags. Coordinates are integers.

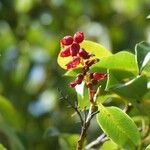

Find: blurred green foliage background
<box><xmin>0</xmin><ymin>0</ymin><xmax>150</xmax><ymax>149</ymax></box>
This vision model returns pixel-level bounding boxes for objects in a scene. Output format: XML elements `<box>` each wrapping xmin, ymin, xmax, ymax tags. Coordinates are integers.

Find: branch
<box><xmin>58</xmin><ymin>89</ymin><xmax>84</xmax><ymax>126</ymax></box>
<box><xmin>76</xmin><ymin>104</ymin><xmax>97</xmax><ymax>150</ymax></box>
<box><xmin>76</xmin><ymin>87</ymin><xmax>100</xmax><ymax>150</ymax></box>
<box><xmin>85</xmin><ymin>133</ymin><xmax>108</xmax><ymax>149</ymax></box>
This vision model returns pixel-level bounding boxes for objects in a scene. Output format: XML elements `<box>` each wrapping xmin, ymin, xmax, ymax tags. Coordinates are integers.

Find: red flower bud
<box><xmin>77</xmin><ymin>73</ymin><xmax>84</xmax><ymax>80</ymax></box>
<box><xmin>61</xmin><ymin>35</ymin><xmax>73</xmax><ymax>46</ymax></box>
<box><xmin>93</xmin><ymin>73</ymin><xmax>107</xmax><ymax>80</ymax></box>
<box><xmin>85</xmin><ymin>59</ymin><xmax>95</xmax><ymax>67</ymax></box>
<box><xmin>60</xmin><ymin>47</ymin><xmax>71</xmax><ymax>57</ymax></box>
<box><xmin>85</xmin><ymin>58</ymin><xmax>99</xmax><ymax>67</ymax></box>
<box><xmin>70</xmin><ymin>81</ymin><xmax>78</xmax><ymax>88</ymax></box>
<box><xmin>70</xmin><ymin>43</ymin><xmax>80</xmax><ymax>56</ymax></box>
<box><xmin>76</xmin><ymin>73</ymin><xmax>84</xmax><ymax>84</ymax></box>
<box><xmin>66</xmin><ymin>56</ymin><xmax>80</xmax><ymax>70</ymax></box>
<box><xmin>79</xmin><ymin>48</ymin><xmax>91</xmax><ymax>59</ymax></box>
<box><xmin>73</xmin><ymin>32</ymin><xmax>84</xmax><ymax>43</ymax></box>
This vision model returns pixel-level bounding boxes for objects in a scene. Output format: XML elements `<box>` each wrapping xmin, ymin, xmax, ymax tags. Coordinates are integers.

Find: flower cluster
<box><xmin>60</xmin><ymin>32</ymin><xmax>107</xmax><ymax>103</ymax></box>
<box><xmin>60</xmin><ymin>32</ymin><xmax>93</xmax><ymax>70</ymax></box>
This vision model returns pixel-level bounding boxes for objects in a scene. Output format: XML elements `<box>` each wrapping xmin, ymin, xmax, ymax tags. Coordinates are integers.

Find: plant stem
<box><xmin>76</xmin><ymin>104</ymin><xmax>96</xmax><ymax>150</ymax></box>
<box><xmin>85</xmin><ymin>133</ymin><xmax>106</xmax><ymax>149</ymax></box>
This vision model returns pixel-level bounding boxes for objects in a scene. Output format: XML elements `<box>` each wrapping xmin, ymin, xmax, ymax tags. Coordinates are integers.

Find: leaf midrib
<box><xmin>100</xmin><ymin>107</ymin><xmax>138</xmax><ymax>148</ymax></box>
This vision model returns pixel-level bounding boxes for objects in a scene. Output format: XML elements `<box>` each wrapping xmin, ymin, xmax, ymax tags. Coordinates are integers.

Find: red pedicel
<box><xmin>79</xmin><ymin>48</ymin><xmax>91</xmax><ymax>59</ymax></box>
<box><xmin>60</xmin><ymin>46</ymin><xmax>71</xmax><ymax>57</ymax></box>
<box><xmin>89</xmin><ymin>73</ymin><xmax>94</xmax><ymax>79</ymax></box>
<box><xmin>86</xmin><ymin>82</ymin><xmax>93</xmax><ymax>89</ymax></box>
<box><xmin>61</xmin><ymin>35</ymin><xmax>73</xmax><ymax>46</ymax></box>
<box><xmin>73</xmin><ymin>32</ymin><xmax>84</xmax><ymax>43</ymax></box>
<box><xmin>70</xmin><ymin>43</ymin><xmax>80</xmax><ymax>56</ymax></box>
<box><xmin>82</xmin><ymin>65</ymin><xmax>89</xmax><ymax>74</ymax></box>
<box><xmin>93</xmin><ymin>73</ymin><xmax>107</xmax><ymax>80</ymax></box>
<box><xmin>90</xmin><ymin>89</ymin><xmax>96</xmax><ymax>102</ymax></box>
<box><xmin>66</xmin><ymin>56</ymin><xmax>80</xmax><ymax>70</ymax></box>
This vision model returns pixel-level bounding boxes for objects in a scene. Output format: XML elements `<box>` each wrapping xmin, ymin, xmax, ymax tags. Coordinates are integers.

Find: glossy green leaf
<box><xmin>109</xmin><ymin>75</ymin><xmax>150</xmax><ymax>115</ymax></box>
<box><xmin>96</xmin><ymin>92</ymin><xmax>122</xmax><ymax>104</ymax></box>
<box><xmin>145</xmin><ymin>145</ymin><xmax>150</xmax><ymax>150</ymax></box>
<box><xmin>57</xmin><ymin>40</ymin><xmax>111</xmax><ymax>69</ymax></box>
<box><xmin>142</xmin><ymin>60</ymin><xmax>150</xmax><ymax>77</ymax></box>
<box><xmin>100</xmin><ymin>140</ymin><xmax>118</xmax><ymax>150</ymax></box>
<box><xmin>105</xmin><ymin>70</ymin><xmax>120</xmax><ymax>90</ymax></box>
<box><xmin>135</xmin><ymin>41</ymin><xmax>150</xmax><ymax>74</ymax></box>
<box><xmin>80</xmin><ymin>40</ymin><xmax>112</xmax><ymax>58</ymax></box>
<box><xmin>111</xmin><ymin>75</ymin><xmax>148</xmax><ymax>101</ymax></box>
<box><xmin>91</xmin><ymin>51</ymin><xmax>138</xmax><ymax>77</ymax></box>
<box><xmin>97</xmin><ymin>105</ymin><xmax>141</xmax><ymax>150</ymax></box>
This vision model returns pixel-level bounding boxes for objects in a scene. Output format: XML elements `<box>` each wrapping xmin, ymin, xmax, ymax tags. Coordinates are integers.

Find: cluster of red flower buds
<box><xmin>60</xmin><ymin>32</ymin><xmax>107</xmax><ymax>103</ymax></box>
<box><xmin>60</xmin><ymin>32</ymin><xmax>94</xmax><ymax>70</ymax></box>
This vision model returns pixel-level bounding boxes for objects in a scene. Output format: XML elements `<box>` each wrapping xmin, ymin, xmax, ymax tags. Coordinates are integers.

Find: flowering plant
<box><xmin>57</xmin><ymin>32</ymin><xmax>150</xmax><ymax>150</ymax></box>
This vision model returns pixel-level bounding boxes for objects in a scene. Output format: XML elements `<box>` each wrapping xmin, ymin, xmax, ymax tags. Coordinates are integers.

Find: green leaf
<box><xmin>97</xmin><ymin>106</ymin><xmax>141</xmax><ymax>150</ymax></box>
<box><xmin>145</xmin><ymin>145</ymin><xmax>150</xmax><ymax>150</ymax></box>
<box><xmin>80</xmin><ymin>40</ymin><xmax>112</xmax><ymax>58</ymax></box>
<box><xmin>105</xmin><ymin>70</ymin><xmax>120</xmax><ymax>90</ymax></box>
<box><xmin>64</xmin><ymin>68</ymin><xmax>82</xmax><ymax>77</ymax></box>
<box><xmin>91</xmin><ymin>51</ymin><xmax>138</xmax><ymax>78</ymax></box>
<box><xmin>0</xmin><ymin>95</ymin><xmax>21</xmax><ymax>128</ymax></box>
<box><xmin>0</xmin><ymin>144</ymin><xmax>7</xmax><ymax>150</ymax></box>
<box><xmin>100</xmin><ymin>140</ymin><xmax>118</xmax><ymax>150</ymax></box>
<box><xmin>111</xmin><ymin>75</ymin><xmax>148</xmax><ymax>101</ymax></box>
<box><xmin>108</xmin><ymin>75</ymin><xmax>150</xmax><ymax>115</ymax></box>
<box><xmin>142</xmin><ymin>60</ymin><xmax>150</xmax><ymax>77</ymax></box>
<box><xmin>59</xmin><ymin>134</ymin><xmax>79</xmax><ymax>150</ymax></box>
<box><xmin>135</xmin><ymin>41</ymin><xmax>150</xmax><ymax>74</ymax></box>
<box><xmin>147</xmin><ymin>15</ymin><xmax>150</xmax><ymax>19</ymax></box>
<box><xmin>57</xmin><ymin>40</ymin><xmax>111</xmax><ymax>69</ymax></box>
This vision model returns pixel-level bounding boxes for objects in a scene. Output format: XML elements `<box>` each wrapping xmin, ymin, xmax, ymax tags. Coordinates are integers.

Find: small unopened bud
<box><xmin>66</xmin><ymin>56</ymin><xmax>80</xmax><ymax>70</ymax></box>
<box><xmin>73</xmin><ymin>32</ymin><xmax>84</xmax><ymax>43</ymax></box>
<box><xmin>70</xmin><ymin>43</ymin><xmax>80</xmax><ymax>56</ymax></box>
<box><xmin>79</xmin><ymin>48</ymin><xmax>91</xmax><ymax>59</ymax></box>
<box><xmin>61</xmin><ymin>35</ymin><xmax>73</xmax><ymax>46</ymax></box>
<box><xmin>60</xmin><ymin>47</ymin><xmax>71</xmax><ymax>57</ymax></box>
<box><xmin>93</xmin><ymin>73</ymin><xmax>107</xmax><ymax>80</ymax></box>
